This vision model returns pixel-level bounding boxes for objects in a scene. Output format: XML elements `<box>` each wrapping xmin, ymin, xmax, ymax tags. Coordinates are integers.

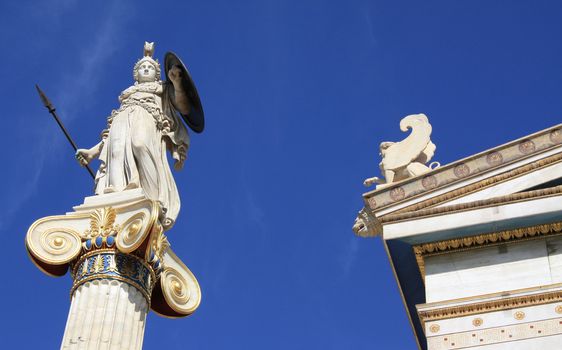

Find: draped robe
<box><xmin>94</xmin><ymin>81</ymin><xmax>189</xmax><ymax>228</ymax></box>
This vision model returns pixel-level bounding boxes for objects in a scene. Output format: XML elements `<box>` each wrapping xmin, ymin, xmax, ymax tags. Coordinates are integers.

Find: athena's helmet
<box><xmin>133</xmin><ymin>42</ymin><xmax>161</xmax><ymax>82</ymax></box>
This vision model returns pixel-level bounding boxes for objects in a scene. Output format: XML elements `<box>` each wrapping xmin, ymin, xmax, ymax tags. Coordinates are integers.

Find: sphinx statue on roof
<box><xmin>364</xmin><ymin>113</ymin><xmax>440</xmax><ymax>189</ymax></box>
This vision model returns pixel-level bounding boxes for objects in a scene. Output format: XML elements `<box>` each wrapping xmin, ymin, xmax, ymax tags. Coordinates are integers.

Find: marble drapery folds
<box><xmin>95</xmin><ymin>81</ymin><xmax>189</xmax><ymax>228</ymax></box>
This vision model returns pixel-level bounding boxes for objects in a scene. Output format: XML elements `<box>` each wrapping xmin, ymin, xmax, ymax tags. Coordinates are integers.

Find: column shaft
<box><xmin>61</xmin><ymin>280</ymin><xmax>148</xmax><ymax>350</ymax></box>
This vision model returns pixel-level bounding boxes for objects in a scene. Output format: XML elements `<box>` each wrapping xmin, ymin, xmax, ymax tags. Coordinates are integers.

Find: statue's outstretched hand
<box><xmin>172</xmin><ymin>144</ymin><xmax>188</xmax><ymax>171</ymax></box>
<box><xmin>75</xmin><ymin>148</ymin><xmax>96</xmax><ymax>167</ymax></box>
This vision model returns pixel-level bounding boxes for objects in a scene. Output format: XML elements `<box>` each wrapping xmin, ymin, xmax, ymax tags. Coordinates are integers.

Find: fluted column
<box><xmin>58</xmin><ymin>247</ymin><xmax>156</xmax><ymax>350</ymax></box>
<box><xmin>61</xmin><ymin>280</ymin><xmax>148</xmax><ymax>350</ymax></box>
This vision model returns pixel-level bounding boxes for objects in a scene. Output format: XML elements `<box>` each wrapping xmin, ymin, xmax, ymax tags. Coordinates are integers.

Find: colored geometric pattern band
<box><xmin>71</xmin><ymin>249</ymin><xmax>156</xmax><ymax>303</ymax></box>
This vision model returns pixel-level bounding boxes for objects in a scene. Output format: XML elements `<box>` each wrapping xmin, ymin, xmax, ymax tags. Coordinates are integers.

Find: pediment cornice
<box><xmin>363</xmin><ymin>124</ymin><xmax>562</xmax><ymax>217</ymax></box>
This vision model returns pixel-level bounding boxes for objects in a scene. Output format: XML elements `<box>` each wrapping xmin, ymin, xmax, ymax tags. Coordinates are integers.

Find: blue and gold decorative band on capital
<box><xmin>71</xmin><ymin>249</ymin><xmax>157</xmax><ymax>303</ymax></box>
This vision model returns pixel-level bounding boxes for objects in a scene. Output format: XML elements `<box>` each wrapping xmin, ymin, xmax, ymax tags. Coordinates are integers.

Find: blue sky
<box><xmin>2</xmin><ymin>1</ymin><xmax>562</xmax><ymax>348</ymax></box>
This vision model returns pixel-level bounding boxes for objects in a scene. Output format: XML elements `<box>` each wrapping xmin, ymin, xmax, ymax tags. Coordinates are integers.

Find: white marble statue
<box><xmin>364</xmin><ymin>113</ymin><xmax>439</xmax><ymax>188</ymax></box>
<box><xmin>76</xmin><ymin>42</ymin><xmax>192</xmax><ymax>228</ymax></box>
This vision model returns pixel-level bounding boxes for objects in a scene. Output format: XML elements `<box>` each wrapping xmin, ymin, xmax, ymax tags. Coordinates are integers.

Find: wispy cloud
<box><xmin>57</xmin><ymin>2</ymin><xmax>133</xmax><ymax>119</ymax></box>
<box><xmin>11</xmin><ymin>0</ymin><xmax>79</xmax><ymax>56</ymax></box>
<box><xmin>0</xmin><ymin>1</ymin><xmax>133</xmax><ymax>232</ymax></box>
<box><xmin>363</xmin><ymin>5</ymin><xmax>378</xmax><ymax>46</ymax></box>
<box><xmin>0</xmin><ymin>134</ymin><xmax>47</xmax><ymax>232</ymax></box>
<box><xmin>28</xmin><ymin>0</ymin><xmax>78</xmax><ymax>20</ymax></box>
<box><xmin>339</xmin><ymin>237</ymin><xmax>360</xmax><ymax>277</ymax></box>
<box><xmin>245</xmin><ymin>189</ymin><xmax>266</xmax><ymax>231</ymax></box>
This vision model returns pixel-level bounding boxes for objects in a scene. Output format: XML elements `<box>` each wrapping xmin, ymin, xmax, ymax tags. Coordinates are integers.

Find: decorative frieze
<box><xmin>418</xmin><ymin>289</ymin><xmax>562</xmax><ymax>323</ymax></box>
<box><xmin>71</xmin><ymin>249</ymin><xmax>156</xmax><ymax>303</ymax></box>
<box><xmin>385</xmin><ymin>184</ymin><xmax>562</xmax><ymax>224</ymax></box>
<box><xmin>413</xmin><ymin>221</ymin><xmax>562</xmax><ymax>279</ymax></box>
<box><xmin>427</xmin><ymin>317</ymin><xmax>562</xmax><ymax>349</ymax></box>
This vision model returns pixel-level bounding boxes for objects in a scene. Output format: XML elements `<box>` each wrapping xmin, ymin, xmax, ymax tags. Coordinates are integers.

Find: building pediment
<box><xmin>362</xmin><ymin>123</ymin><xmax>562</xmax><ymax>233</ymax></box>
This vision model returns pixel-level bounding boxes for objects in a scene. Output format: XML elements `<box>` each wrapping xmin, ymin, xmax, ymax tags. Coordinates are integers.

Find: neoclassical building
<box><xmin>355</xmin><ymin>116</ymin><xmax>562</xmax><ymax>349</ymax></box>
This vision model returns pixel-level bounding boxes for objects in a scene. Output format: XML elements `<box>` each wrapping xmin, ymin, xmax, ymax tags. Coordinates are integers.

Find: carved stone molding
<box><xmin>418</xmin><ymin>289</ymin><xmax>562</xmax><ymax>324</ymax></box>
<box><xmin>413</xmin><ymin>221</ymin><xmax>562</xmax><ymax>280</ymax></box>
<box><xmin>384</xmin><ymin>185</ymin><xmax>562</xmax><ymax>224</ymax></box>
<box><xmin>391</xmin><ymin>152</ymin><xmax>562</xmax><ymax>216</ymax></box>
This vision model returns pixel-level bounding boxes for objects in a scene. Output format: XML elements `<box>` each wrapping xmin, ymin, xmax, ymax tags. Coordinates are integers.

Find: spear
<box><xmin>35</xmin><ymin>84</ymin><xmax>96</xmax><ymax>179</ymax></box>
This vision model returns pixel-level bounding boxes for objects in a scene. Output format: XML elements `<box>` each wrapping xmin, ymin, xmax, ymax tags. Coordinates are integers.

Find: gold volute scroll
<box><xmin>26</xmin><ymin>220</ymin><xmax>83</xmax><ymax>266</ymax></box>
<box><xmin>153</xmin><ymin>248</ymin><xmax>201</xmax><ymax>317</ymax></box>
<box><xmin>115</xmin><ymin>201</ymin><xmax>158</xmax><ymax>253</ymax></box>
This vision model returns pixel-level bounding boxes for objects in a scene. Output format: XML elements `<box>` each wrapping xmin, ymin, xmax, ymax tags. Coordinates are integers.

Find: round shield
<box><xmin>164</xmin><ymin>51</ymin><xmax>205</xmax><ymax>133</ymax></box>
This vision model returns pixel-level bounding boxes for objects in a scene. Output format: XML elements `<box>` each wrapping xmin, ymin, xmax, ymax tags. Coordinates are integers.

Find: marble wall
<box><xmin>425</xmin><ymin>236</ymin><xmax>562</xmax><ymax>303</ymax></box>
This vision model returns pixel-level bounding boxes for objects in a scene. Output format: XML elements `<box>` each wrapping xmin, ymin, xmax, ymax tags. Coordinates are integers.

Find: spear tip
<box><xmin>35</xmin><ymin>84</ymin><xmax>54</xmax><ymax>111</ymax></box>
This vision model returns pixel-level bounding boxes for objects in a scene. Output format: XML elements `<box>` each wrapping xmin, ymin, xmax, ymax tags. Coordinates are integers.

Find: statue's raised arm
<box><xmin>163</xmin><ymin>51</ymin><xmax>204</xmax><ymax>133</ymax></box>
<box><xmin>75</xmin><ymin>42</ymin><xmax>205</xmax><ymax>229</ymax></box>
